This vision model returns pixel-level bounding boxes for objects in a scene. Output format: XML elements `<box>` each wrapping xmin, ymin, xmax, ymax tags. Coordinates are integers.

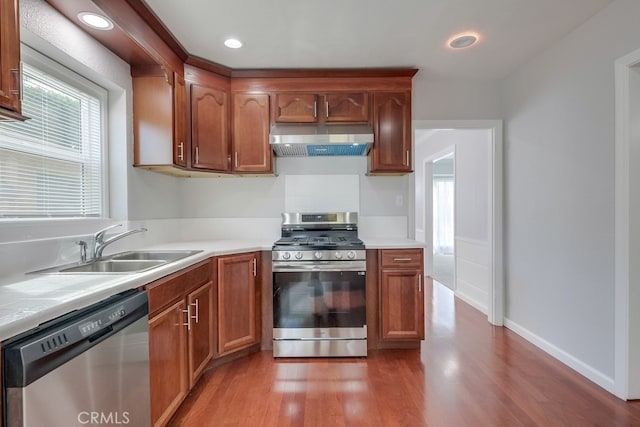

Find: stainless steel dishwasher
<box><xmin>2</xmin><ymin>289</ymin><xmax>150</xmax><ymax>427</ymax></box>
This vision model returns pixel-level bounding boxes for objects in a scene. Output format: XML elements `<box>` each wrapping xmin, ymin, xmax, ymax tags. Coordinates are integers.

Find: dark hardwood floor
<box><xmin>170</xmin><ymin>279</ymin><xmax>640</xmax><ymax>426</ymax></box>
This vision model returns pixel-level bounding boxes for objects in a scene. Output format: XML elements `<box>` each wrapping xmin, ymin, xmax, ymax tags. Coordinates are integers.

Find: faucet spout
<box><xmin>93</xmin><ymin>227</ymin><xmax>147</xmax><ymax>259</ymax></box>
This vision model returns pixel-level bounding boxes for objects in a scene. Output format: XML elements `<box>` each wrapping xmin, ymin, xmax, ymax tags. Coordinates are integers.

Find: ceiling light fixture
<box><xmin>78</xmin><ymin>12</ymin><xmax>114</xmax><ymax>30</ymax></box>
<box><xmin>224</xmin><ymin>38</ymin><xmax>243</xmax><ymax>49</ymax></box>
<box><xmin>447</xmin><ymin>33</ymin><xmax>479</xmax><ymax>49</ymax></box>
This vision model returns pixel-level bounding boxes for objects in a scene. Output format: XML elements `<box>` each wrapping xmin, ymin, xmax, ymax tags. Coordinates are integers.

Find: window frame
<box><xmin>0</xmin><ymin>44</ymin><xmax>109</xmax><ymax>222</ymax></box>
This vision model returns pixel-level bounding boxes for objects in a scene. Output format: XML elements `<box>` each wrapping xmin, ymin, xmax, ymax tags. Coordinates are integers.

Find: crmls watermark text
<box><xmin>77</xmin><ymin>411</ymin><xmax>130</xmax><ymax>425</ymax></box>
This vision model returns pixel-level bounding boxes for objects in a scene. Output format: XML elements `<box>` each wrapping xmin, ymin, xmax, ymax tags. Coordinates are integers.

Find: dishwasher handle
<box><xmin>2</xmin><ymin>290</ymin><xmax>148</xmax><ymax>388</ymax></box>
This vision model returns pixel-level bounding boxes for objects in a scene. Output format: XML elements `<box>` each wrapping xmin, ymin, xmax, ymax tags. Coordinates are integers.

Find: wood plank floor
<box><xmin>169</xmin><ymin>279</ymin><xmax>640</xmax><ymax>426</ymax></box>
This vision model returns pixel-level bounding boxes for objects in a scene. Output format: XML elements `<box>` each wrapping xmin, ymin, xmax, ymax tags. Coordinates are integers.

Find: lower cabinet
<box><xmin>149</xmin><ymin>300</ymin><xmax>188</xmax><ymax>427</ymax></box>
<box><xmin>216</xmin><ymin>252</ymin><xmax>260</xmax><ymax>356</ymax></box>
<box><xmin>147</xmin><ymin>260</ymin><xmax>213</xmax><ymax>427</ymax></box>
<box><xmin>379</xmin><ymin>249</ymin><xmax>425</xmax><ymax>341</ymax></box>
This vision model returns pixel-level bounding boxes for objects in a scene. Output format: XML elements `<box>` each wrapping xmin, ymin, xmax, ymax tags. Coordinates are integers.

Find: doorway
<box><xmin>431</xmin><ymin>152</ymin><xmax>455</xmax><ymax>290</ymax></box>
<box><xmin>614</xmin><ymin>49</ymin><xmax>640</xmax><ymax>399</ymax></box>
<box><xmin>413</xmin><ymin>120</ymin><xmax>503</xmax><ymax>326</ymax></box>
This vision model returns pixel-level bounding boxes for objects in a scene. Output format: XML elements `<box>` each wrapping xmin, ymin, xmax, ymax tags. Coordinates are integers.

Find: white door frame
<box><xmin>426</xmin><ymin>148</ymin><xmax>457</xmax><ymax>291</ymax></box>
<box><xmin>413</xmin><ymin>120</ymin><xmax>503</xmax><ymax>326</ymax></box>
<box><xmin>614</xmin><ymin>48</ymin><xmax>640</xmax><ymax>400</ymax></box>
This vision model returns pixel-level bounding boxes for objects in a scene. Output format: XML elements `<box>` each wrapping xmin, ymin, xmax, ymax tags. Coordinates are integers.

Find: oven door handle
<box><xmin>272</xmin><ymin>261</ymin><xmax>366</xmax><ymax>272</ymax></box>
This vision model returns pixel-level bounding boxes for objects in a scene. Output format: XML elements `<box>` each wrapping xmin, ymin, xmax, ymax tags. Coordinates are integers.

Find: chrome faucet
<box><xmin>92</xmin><ymin>224</ymin><xmax>148</xmax><ymax>259</ymax></box>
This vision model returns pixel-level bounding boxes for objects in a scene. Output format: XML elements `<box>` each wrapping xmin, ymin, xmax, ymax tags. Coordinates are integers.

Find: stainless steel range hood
<box><xmin>270</xmin><ymin>124</ymin><xmax>374</xmax><ymax>157</ymax></box>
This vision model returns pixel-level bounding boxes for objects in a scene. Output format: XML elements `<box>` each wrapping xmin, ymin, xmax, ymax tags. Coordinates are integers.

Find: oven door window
<box><xmin>273</xmin><ymin>271</ymin><xmax>366</xmax><ymax>328</ymax></box>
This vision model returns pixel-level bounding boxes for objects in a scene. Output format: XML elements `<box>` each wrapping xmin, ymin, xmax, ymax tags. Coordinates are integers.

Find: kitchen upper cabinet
<box><xmin>173</xmin><ymin>74</ymin><xmax>188</xmax><ymax>167</ymax></box>
<box><xmin>273</xmin><ymin>92</ymin><xmax>369</xmax><ymax>124</ymax></box>
<box><xmin>132</xmin><ymin>66</ymin><xmax>187</xmax><ymax>168</ymax></box>
<box><xmin>190</xmin><ymin>83</ymin><xmax>231</xmax><ymax>171</ymax></box>
<box><xmin>379</xmin><ymin>249</ymin><xmax>424</xmax><ymax>341</ymax></box>
<box><xmin>147</xmin><ymin>260</ymin><xmax>213</xmax><ymax>427</ymax></box>
<box><xmin>0</xmin><ymin>0</ymin><xmax>26</xmax><ymax>121</ymax></box>
<box><xmin>324</xmin><ymin>92</ymin><xmax>369</xmax><ymax>123</ymax></box>
<box><xmin>369</xmin><ymin>91</ymin><xmax>412</xmax><ymax>174</ymax></box>
<box><xmin>232</xmin><ymin>93</ymin><xmax>272</xmax><ymax>173</ymax></box>
<box><xmin>216</xmin><ymin>252</ymin><xmax>260</xmax><ymax>356</ymax></box>
<box><xmin>273</xmin><ymin>93</ymin><xmax>317</xmax><ymax>123</ymax></box>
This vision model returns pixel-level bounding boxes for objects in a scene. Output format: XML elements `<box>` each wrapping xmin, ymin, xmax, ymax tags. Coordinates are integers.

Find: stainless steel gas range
<box><xmin>272</xmin><ymin>212</ymin><xmax>367</xmax><ymax>357</ymax></box>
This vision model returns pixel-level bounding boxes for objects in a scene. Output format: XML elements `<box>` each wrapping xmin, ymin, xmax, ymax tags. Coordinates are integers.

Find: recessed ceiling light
<box><xmin>447</xmin><ymin>33</ymin><xmax>479</xmax><ymax>49</ymax></box>
<box><xmin>224</xmin><ymin>38</ymin><xmax>243</xmax><ymax>49</ymax></box>
<box><xmin>78</xmin><ymin>12</ymin><xmax>114</xmax><ymax>31</ymax></box>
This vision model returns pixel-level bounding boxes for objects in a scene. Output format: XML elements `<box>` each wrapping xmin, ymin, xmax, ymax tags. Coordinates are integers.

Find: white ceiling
<box><xmin>144</xmin><ymin>0</ymin><xmax>613</xmax><ymax>81</ymax></box>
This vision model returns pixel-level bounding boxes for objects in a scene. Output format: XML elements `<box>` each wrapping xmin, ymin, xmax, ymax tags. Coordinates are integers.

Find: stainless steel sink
<box><xmin>59</xmin><ymin>260</ymin><xmax>166</xmax><ymax>273</ymax></box>
<box><xmin>29</xmin><ymin>249</ymin><xmax>203</xmax><ymax>274</ymax></box>
<box><xmin>110</xmin><ymin>250</ymin><xmax>202</xmax><ymax>262</ymax></box>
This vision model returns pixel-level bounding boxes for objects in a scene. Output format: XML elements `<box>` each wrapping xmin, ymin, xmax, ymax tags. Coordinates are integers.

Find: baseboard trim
<box><xmin>455</xmin><ymin>289</ymin><xmax>487</xmax><ymax>315</ymax></box>
<box><xmin>504</xmin><ymin>318</ymin><xmax>615</xmax><ymax>394</ymax></box>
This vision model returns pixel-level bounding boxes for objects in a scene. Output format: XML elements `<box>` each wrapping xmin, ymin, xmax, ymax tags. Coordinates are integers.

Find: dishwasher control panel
<box><xmin>78</xmin><ymin>305</ymin><xmax>126</xmax><ymax>337</ymax></box>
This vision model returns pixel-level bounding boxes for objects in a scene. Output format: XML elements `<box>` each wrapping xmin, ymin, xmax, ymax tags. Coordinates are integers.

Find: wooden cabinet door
<box><xmin>232</xmin><ymin>93</ymin><xmax>272</xmax><ymax>173</ymax></box>
<box><xmin>217</xmin><ymin>252</ymin><xmax>258</xmax><ymax>355</ymax></box>
<box><xmin>149</xmin><ymin>299</ymin><xmax>189</xmax><ymax>427</ymax></box>
<box><xmin>191</xmin><ymin>83</ymin><xmax>230</xmax><ymax>171</ymax></box>
<box><xmin>187</xmin><ymin>281</ymin><xmax>214</xmax><ymax>387</ymax></box>
<box><xmin>324</xmin><ymin>92</ymin><xmax>369</xmax><ymax>123</ymax></box>
<box><xmin>273</xmin><ymin>93</ymin><xmax>318</xmax><ymax>123</ymax></box>
<box><xmin>380</xmin><ymin>269</ymin><xmax>424</xmax><ymax>340</ymax></box>
<box><xmin>370</xmin><ymin>91</ymin><xmax>412</xmax><ymax>173</ymax></box>
<box><xmin>0</xmin><ymin>0</ymin><xmax>22</xmax><ymax>118</ymax></box>
<box><xmin>132</xmin><ymin>67</ymin><xmax>182</xmax><ymax>167</ymax></box>
<box><xmin>173</xmin><ymin>73</ymin><xmax>187</xmax><ymax>167</ymax></box>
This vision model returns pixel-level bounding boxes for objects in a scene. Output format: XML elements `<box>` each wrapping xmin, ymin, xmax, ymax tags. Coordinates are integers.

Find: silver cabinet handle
<box><xmin>10</xmin><ymin>68</ymin><xmax>20</xmax><ymax>97</ymax></box>
<box><xmin>182</xmin><ymin>306</ymin><xmax>191</xmax><ymax>331</ymax></box>
<box><xmin>313</xmin><ymin>101</ymin><xmax>317</xmax><ymax>118</ymax></box>
<box><xmin>325</xmin><ymin>100</ymin><xmax>329</xmax><ymax>118</ymax></box>
<box><xmin>178</xmin><ymin>142</ymin><xmax>184</xmax><ymax>161</ymax></box>
<box><xmin>418</xmin><ymin>275</ymin><xmax>422</xmax><ymax>293</ymax></box>
<box><xmin>235</xmin><ymin>152</ymin><xmax>239</xmax><ymax>168</ymax></box>
<box><xmin>195</xmin><ymin>146</ymin><xmax>200</xmax><ymax>165</ymax></box>
<box><xmin>253</xmin><ymin>258</ymin><xmax>257</xmax><ymax>277</ymax></box>
<box><xmin>393</xmin><ymin>258</ymin><xmax>413</xmax><ymax>262</ymax></box>
<box><xmin>191</xmin><ymin>299</ymin><xmax>199</xmax><ymax>323</ymax></box>
<box><xmin>406</xmin><ymin>150</ymin><xmax>410</xmax><ymax>167</ymax></box>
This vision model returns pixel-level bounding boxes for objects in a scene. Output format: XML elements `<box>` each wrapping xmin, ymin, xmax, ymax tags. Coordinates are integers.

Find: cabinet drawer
<box><xmin>380</xmin><ymin>249</ymin><xmax>422</xmax><ymax>269</ymax></box>
<box><xmin>147</xmin><ymin>260</ymin><xmax>211</xmax><ymax>317</ymax></box>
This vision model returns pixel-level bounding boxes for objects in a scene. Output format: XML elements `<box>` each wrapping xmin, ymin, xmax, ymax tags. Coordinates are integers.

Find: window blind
<box><xmin>0</xmin><ymin>62</ymin><xmax>103</xmax><ymax>218</ymax></box>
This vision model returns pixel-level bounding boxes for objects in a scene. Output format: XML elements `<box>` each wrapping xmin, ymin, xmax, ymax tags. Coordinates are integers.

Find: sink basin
<box><xmin>110</xmin><ymin>250</ymin><xmax>202</xmax><ymax>262</ymax></box>
<box><xmin>59</xmin><ymin>260</ymin><xmax>166</xmax><ymax>274</ymax></box>
<box><xmin>29</xmin><ymin>249</ymin><xmax>203</xmax><ymax>275</ymax></box>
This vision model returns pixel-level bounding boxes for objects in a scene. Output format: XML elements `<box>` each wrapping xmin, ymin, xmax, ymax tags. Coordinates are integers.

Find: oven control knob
<box><xmin>314</xmin><ymin>251</ymin><xmax>323</xmax><ymax>259</ymax></box>
<box><xmin>282</xmin><ymin>252</ymin><xmax>291</xmax><ymax>260</ymax></box>
<box><xmin>347</xmin><ymin>251</ymin><xmax>356</xmax><ymax>260</ymax></box>
<box><xmin>334</xmin><ymin>251</ymin><xmax>343</xmax><ymax>260</ymax></box>
<box><xmin>295</xmin><ymin>252</ymin><xmax>303</xmax><ymax>260</ymax></box>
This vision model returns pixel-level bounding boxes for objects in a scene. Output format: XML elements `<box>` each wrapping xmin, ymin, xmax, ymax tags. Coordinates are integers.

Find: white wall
<box><xmin>501</xmin><ymin>0</ymin><xmax>640</xmax><ymax>389</ymax></box>
<box><xmin>178</xmin><ymin>156</ymin><xmax>411</xmax><ymax>237</ymax></box>
<box><xmin>412</xmin><ymin>75</ymin><xmax>502</xmax><ymax>120</ymax></box>
<box><xmin>415</xmin><ymin>129</ymin><xmax>491</xmax><ymax>312</ymax></box>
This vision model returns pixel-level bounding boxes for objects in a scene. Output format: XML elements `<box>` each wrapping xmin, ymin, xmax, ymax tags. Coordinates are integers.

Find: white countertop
<box><xmin>361</xmin><ymin>238</ymin><xmax>426</xmax><ymax>249</ymax></box>
<box><xmin>0</xmin><ymin>239</ymin><xmax>272</xmax><ymax>341</ymax></box>
<box><xmin>0</xmin><ymin>237</ymin><xmax>424</xmax><ymax>342</ymax></box>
